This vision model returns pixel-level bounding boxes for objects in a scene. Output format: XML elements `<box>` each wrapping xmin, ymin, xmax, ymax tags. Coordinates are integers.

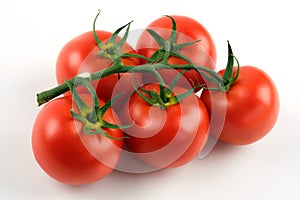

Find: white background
<box><xmin>1</xmin><ymin>0</ymin><xmax>299</xmax><ymax>199</ymax></box>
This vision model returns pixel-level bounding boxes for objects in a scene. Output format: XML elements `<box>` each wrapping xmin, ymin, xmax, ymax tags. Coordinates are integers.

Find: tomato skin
<box><xmin>55</xmin><ymin>30</ymin><xmax>141</xmax><ymax>102</ymax></box>
<box><xmin>201</xmin><ymin>66</ymin><xmax>280</xmax><ymax>145</ymax></box>
<box><xmin>121</xmin><ymin>84</ymin><xmax>210</xmax><ymax>168</ymax></box>
<box><xmin>136</xmin><ymin>15</ymin><xmax>216</xmax><ymax>89</ymax></box>
<box><xmin>32</xmin><ymin>95</ymin><xmax>123</xmax><ymax>185</ymax></box>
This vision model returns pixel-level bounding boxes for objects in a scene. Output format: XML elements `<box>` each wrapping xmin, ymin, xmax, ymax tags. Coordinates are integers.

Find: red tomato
<box><xmin>32</xmin><ymin>95</ymin><xmax>123</xmax><ymax>185</ymax></box>
<box><xmin>136</xmin><ymin>15</ymin><xmax>216</xmax><ymax>90</ymax></box>
<box><xmin>55</xmin><ymin>30</ymin><xmax>141</xmax><ymax>102</ymax></box>
<box><xmin>120</xmin><ymin>83</ymin><xmax>210</xmax><ymax>168</ymax></box>
<box><xmin>201</xmin><ymin>66</ymin><xmax>279</xmax><ymax>145</ymax></box>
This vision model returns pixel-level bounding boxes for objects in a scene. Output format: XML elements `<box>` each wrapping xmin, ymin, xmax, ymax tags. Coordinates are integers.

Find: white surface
<box><xmin>1</xmin><ymin>0</ymin><xmax>299</xmax><ymax>199</ymax></box>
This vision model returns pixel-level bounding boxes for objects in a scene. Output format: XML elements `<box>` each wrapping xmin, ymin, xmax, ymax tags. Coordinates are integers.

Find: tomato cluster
<box><xmin>32</xmin><ymin>12</ymin><xmax>279</xmax><ymax>185</ymax></box>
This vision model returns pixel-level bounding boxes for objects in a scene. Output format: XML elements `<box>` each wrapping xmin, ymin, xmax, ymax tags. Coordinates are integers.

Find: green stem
<box><xmin>36</xmin><ymin>62</ymin><xmax>224</xmax><ymax>106</ymax></box>
<box><xmin>37</xmin><ymin>83</ymin><xmax>69</xmax><ymax>106</ymax></box>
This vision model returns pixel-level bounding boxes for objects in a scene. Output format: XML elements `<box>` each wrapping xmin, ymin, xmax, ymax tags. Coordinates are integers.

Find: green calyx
<box><xmin>146</xmin><ymin>15</ymin><xmax>201</xmax><ymax>64</ymax></box>
<box><xmin>93</xmin><ymin>10</ymin><xmax>149</xmax><ymax>64</ymax></box>
<box><xmin>93</xmin><ymin>10</ymin><xmax>130</xmax><ymax>63</ymax></box>
<box><xmin>132</xmin><ymin>70</ymin><xmax>194</xmax><ymax>109</ymax></box>
<box><xmin>134</xmin><ymin>84</ymin><xmax>194</xmax><ymax>109</ymax></box>
<box><xmin>66</xmin><ymin>77</ymin><xmax>129</xmax><ymax>140</ymax></box>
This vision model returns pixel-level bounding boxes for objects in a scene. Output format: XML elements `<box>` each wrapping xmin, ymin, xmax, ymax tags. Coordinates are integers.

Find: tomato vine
<box><xmin>36</xmin><ymin>12</ymin><xmax>240</xmax><ymax>133</ymax></box>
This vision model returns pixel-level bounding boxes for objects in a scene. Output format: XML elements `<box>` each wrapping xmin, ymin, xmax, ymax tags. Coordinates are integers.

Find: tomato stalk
<box><xmin>36</xmin><ymin>60</ymin><xmax>228</xmax><ymax>106</ymax></box>
<box><xmin>38</xmin><ymin>59</ymin><xmax>225</xmax><ymax>106</ymax></box>
<box><xmin>36</xmin><ymin>13</ymin><xmax>240</xmax><ymax>106</ymax></box>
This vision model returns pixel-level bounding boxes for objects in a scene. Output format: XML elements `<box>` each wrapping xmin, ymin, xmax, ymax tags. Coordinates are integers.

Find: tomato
<box><xmin>32</xmin><ymin>95</ymin><xmax>123</xmax><ymax>185</ymax></box>
<box><xmin>120</xmin><ymin>83</ymin><xmax>210</xmax><ymax>168</ymax></box>
<box><xmin>55</xmin><ymin>30</ymin><xmax>141</xmax><ymax>102</ymax></box>
<box><xmin>201</xmin><ymin>66</ymin><xmax>279</xmax><ymax>145</ymax></box>
<box><xmin>136</xmin><ymin>15</ymin><xmax>216</xmax><ymax>90</ymax></box>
